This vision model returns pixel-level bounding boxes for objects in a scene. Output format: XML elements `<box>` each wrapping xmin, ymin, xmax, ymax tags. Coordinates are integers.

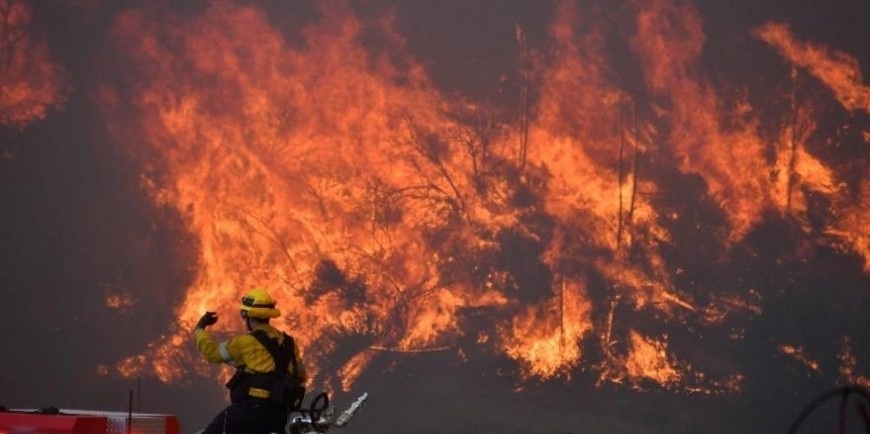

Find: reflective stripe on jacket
<box><xmin>195</xmin><ymin>323</ymin><xmax>307</xmax><ymax>383</ymax></box>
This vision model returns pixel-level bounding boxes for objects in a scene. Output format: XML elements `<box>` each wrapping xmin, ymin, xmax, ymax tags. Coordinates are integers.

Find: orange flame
<box><xmin>0</xmin><ymin>0</ymin><xmax>66</xmax><ymax>127</ymax></box>
<box><xmin>779</xmin><ymin>344</ymin><xmax>821</xmax><ymax>373</ymax></box>
<box><xmin>827</xmin><ymin>178</ymin><xmax>870</xmax><ymax>272</ymax></box>
<box><xmin>839</xmin><ymin>336</ymin><xmax>870</xmax><ymax>388</ymax></box>
<box><xmin>755</xmin><ymin>22</ymin><xmax>870</xmax><ymax>114</ymax></box>
<box><xmin>499</xmin><ymin>280</ymin><xmax>592</xmax><ymax>379</ymax></box>
<box><xmin>631</xmin><ymin>0</ymin><xmax>771</xmax><ymax>243</ymax></box>
<box><xmin>624</xmin><ymin>330</ymin><xmax>681</xmax><ymax>388</ymax></box>
<box><xmin>756</xmin><ymin>24</ymin><xmax>870</xmax><ymax>270</ymax></box>
<box><xmin>97</xmin><ymin>0</ymin><xmax>866</xmax><ymax>395</ymax></box>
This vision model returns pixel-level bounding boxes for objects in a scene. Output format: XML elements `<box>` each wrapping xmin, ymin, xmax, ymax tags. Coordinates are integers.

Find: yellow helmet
<box><xmin>240</xmin><ymin>288</ymin><xmax>281</xmax><ymax>319</ymax></box>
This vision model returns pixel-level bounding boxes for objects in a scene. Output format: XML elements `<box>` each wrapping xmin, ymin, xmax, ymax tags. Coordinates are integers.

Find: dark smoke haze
<box><xmin>1</xmin><ymin>1</ymin><xmax>868</xmax><ymax>433</ymax></box>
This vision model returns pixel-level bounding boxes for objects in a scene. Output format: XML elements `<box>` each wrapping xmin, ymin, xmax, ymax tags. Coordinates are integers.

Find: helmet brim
<box><xmin>240</xmin><ymin>306</ymin><xmax>281</xmax><ymax>318</ymax></box>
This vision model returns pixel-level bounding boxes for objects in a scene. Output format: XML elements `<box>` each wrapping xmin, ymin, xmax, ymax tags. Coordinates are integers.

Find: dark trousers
<box><xmin>202</xmin><ymin>400</ymin><xmax>288</xmax><ymax>434</ymax></box>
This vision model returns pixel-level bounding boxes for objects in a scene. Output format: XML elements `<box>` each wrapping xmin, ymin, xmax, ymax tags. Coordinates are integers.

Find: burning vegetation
<box><xmin>28</xmin><ymin>0</ymin><xmax>862</xmax><ymax>396</ymax></box>
<box><xmin>0</xmin><ymin>0</ymin><xmax>66</xmax><ymax>127</ymax></box>
<box><xmin>100</xmin><ymin>0</ymin><xmax>869</xmax><ymax>394</ymax></box>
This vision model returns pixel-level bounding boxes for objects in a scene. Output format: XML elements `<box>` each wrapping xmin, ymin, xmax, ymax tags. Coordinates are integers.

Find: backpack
<box><xmin>248</xmin><ymin>330</ymin><xmax>306</xmax><ymax>411</ymax></box>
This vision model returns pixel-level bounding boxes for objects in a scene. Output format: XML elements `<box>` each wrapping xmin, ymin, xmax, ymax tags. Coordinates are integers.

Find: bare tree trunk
<box><xmin>516</xmin><ymin>25</ymin><xmax>530</xmax><ymax>172</ymax></box>
<box><xmin>604</xmin><ymin>294</ymin><xmax>620</xmax><ymax>356</ymax></box>
<box><xmin>628</xmin><ymin>101</ymin><xmax>639</xmax><ymax>228</ymax></box>
<box><xmin>617</xmin><ymin>118</ymin><xmax>626</xmax><ymax>250</ymax></box>
<box><xmin>787</xmin><ymin>67</ymin><xmax>799</xmax><ymax>215</ymax></box>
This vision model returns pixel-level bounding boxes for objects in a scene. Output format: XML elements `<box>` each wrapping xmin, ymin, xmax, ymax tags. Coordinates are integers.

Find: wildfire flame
<box><xmin>755</xmin><ymin>22</ymin><xmax>870</xmax><ymax>114</ymax></box>
<box><xmin>85</xmin><ymin>0</ymin><xmax>867</xmax><ymax>395</ymax></box>
<box><xmin>0</xmin><ymin>0</ymin><xmax>66</xmax><ymax>127</ymax></box>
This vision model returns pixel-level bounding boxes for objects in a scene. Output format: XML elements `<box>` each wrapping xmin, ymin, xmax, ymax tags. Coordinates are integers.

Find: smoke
<box><xmin>0</xmin><ymin>1</ymin><xmax>867</xmax><ymax>433</ymax></box>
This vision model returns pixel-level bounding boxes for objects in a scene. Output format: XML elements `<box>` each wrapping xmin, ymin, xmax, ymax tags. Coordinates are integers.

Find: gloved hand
<box><xmin>196</xmin><ymin>311</ymin><xmax>218</xmax><ymax>330</ymax></box>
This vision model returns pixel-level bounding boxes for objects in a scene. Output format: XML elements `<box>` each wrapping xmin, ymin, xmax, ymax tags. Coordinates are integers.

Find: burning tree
<box><xmin>91</xmin><ymin>0</ymin><xmax>867</xmax><ymax>397</ymax></box>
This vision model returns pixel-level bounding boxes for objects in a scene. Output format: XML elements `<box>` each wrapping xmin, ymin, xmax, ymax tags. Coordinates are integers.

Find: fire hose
<box><xmin>786</xmin><ymin>385</ymin><xmax>870</xmax><ymax>434</ymax></box>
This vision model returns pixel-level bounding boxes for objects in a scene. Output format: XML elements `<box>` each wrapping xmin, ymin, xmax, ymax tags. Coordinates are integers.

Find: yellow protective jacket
<box><xmin>195</xmin><ymin>323</ymin><xmax>307</xmax><ymax>399</ymax></box>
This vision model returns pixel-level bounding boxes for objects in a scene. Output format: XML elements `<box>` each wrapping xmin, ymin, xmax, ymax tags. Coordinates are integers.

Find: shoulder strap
<box><xmin>250</xmin><ymin>330</ymin><xmax>298</xmax><ymax>377</ymax></box>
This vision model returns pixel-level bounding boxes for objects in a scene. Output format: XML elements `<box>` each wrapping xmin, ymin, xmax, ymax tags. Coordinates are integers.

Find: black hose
<box><xmin>304</xmin><ymin>392</ymin><xmax>330</xmax><ymax>422</ymax></box>
<box><xmin>786</xmin><ymin>385</ymin><xmax>870</xmax><ymax>434</ymax></box>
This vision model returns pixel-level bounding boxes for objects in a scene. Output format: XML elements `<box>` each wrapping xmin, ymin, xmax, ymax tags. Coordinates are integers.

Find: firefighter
<box><xmin>195</xmin><ymin>288</ymin><xmax>307</xmax><ymax>434</ymax></box>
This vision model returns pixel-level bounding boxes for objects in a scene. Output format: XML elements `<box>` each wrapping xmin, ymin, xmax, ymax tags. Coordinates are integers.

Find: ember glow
<box><xmin>755</xmin><ymin>22</ymin><xmax>870</xmax><ymax>114</ymax></box>
<box><xmin>0</xmin><ymin>0</ymin><xmax>66</xmax><ymax>127</ymax></box>
<box><xmin>86</xmin><ymin>0</ymin><xmax>868</xmax><ymax>398</ymax></box>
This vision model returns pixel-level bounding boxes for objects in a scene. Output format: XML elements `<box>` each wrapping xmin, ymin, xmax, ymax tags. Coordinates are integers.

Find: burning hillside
<box><xmin>88</xmin><ymin>0</ymin><xmax>868</xmax><ymax>396</ymax></box>
<box><xmin>3</xmin><ymin>0</ymin><xmax>866</xmax><ymax>420</ymax></box>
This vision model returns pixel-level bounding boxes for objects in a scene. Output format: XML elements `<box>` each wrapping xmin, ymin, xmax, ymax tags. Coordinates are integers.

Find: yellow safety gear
<box><xmin>247</xmin><ymin>387</ymin><xmax>270</xmax><ymax>399</ymax></box>
<box><xmin>195</xmin><ymin>323</ymin><xmax>307</xmax><ymax>384</ymax></box>
<box><xmin>239</xmin><ymin>288</ymin><xmax>281</xmax><ymax>319</ymax></box>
